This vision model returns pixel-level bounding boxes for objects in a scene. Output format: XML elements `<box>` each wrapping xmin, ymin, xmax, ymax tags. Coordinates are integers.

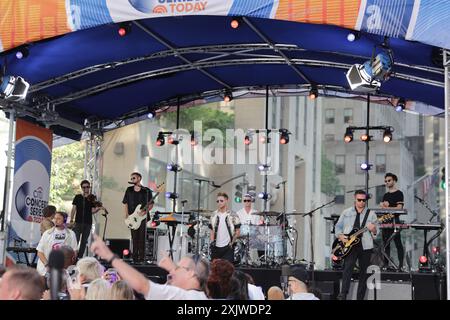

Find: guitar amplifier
<box><xmin>105</xmin><ymin>238</ymin><xmax>131</xmax><ymax>258</ymax></box>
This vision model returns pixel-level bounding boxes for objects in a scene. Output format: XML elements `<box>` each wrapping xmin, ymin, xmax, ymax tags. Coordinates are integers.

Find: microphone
<box><xmin>48</xmin><ymin>249</ymin><xmax>65</xmax><ymax>300</ymax></box>
<box><xmin>128</xmin><ymin>181</ymin><xmax>135</xmax><ymax>185</ymax></box>
<box><xmin>181</xmin><ymin>199</ymin><xmax>188</xmax><ymax>205</ymax></box>
<box><xmin>280</xmin><ymin>265</ymin><xmax>291</xmax><ymax>297</ymax></box>
<box><xmin>210</xmin><ymin>181</ymin><xmax>221</xmax><ymax>188</ymax></box>
<box><xmin>275</xmin><ymin>181</ymin><xmax>287</xmax><ymax>189</ymax></box>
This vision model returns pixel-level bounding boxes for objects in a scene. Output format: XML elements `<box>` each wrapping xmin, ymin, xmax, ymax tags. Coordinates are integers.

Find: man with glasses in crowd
<box><xmin>380</xmin><ymin>172</ymin><xmax>405</xmax><ymax>270</ymax></box>
<box><xmin>70</xmin><ymin>180</ymin><xmax>104</xmax><ymax>259</ymax></box>
<box><xmin>335</xmin><ymin>190</ymin><xmax>377</xmax><ymax>300</ymax></box>
<box><xmin>208</xmin><ymin>192</ymin><xmax>241</xmax><ymax>263</ymax></box>
<box><xmin>123</xmin><ymin>172</ymin><xmax>153</xmax><ymax>264</ymax></box>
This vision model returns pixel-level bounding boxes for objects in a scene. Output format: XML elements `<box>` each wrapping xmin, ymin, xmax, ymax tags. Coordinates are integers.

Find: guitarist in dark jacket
<box><xmin>123</xmin><ymin>172</ymin><xmax>153</xmax><ymax>264</ymax></box>
<box><xmin>335</xmin><ymin>190</ymin><xmax>377</xmax><ymax>300</ymax></box>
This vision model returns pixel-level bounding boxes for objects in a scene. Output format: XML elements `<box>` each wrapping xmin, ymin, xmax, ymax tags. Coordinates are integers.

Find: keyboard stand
<box><xmin>381</xmin><ymin>225</ymin><xmax>401</xmax><ymax>271</ymax></box>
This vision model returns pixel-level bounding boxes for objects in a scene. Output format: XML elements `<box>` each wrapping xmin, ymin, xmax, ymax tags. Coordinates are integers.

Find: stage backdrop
<box><xmin>7</xmin><ymin>119</ymin><xmax>52</xmax><ymax>259</ymax></box>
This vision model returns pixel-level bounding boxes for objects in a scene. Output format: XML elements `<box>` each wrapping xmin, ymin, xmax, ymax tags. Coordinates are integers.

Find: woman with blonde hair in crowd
<box><xmin>111</xmin><ymin>280</ymin><xmax>135</xmax><ymax>300</ymax></box>
<box><xmin>85</xmin><ymin>278</ymin><xmax>110</xmax><ymax>300</ymax></box>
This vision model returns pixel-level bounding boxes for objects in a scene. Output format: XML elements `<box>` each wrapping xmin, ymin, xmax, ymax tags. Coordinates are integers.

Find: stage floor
<box><xmin>131</xmin><ymin>263</ymin><xmax>446</xmax><ymax>300</ymax></box>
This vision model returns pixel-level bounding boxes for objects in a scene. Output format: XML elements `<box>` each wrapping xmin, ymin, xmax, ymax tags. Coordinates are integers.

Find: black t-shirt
<box><xmin>382</xmin><ymin>190</ymin><xmax>404</xmax><ymax>223</ymax></box>
<box><xmin>122</xmin><ymin>186</ymin><xmax>153</xmax><ymax>215</ymax></box>
<box><xmin>72</xmin><ymin>194</ymin><xmax>94</xmax><ymax>225</ymax></box>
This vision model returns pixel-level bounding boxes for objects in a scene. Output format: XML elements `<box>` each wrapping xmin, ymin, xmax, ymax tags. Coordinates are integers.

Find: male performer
<box><xmin>123</xmin><ymin>172</ymin><xmax>153</xmax><ymax>264</ymax></box>
<box><xmin>335</xmin><ymin>190</ymin><xmax>377</xmax><ymax>300</ymax></box>
<box><xmin>380</xmin><ymin>172</ymin><xmax>405</xmax><ymax>270</ymax></box>
<box><xmin>70</xmin><ymin>180</ymin><xmax>104</xmax><ymax>259</ymax></box>
<box><xmin>209</xmin><ymin>192</ymin><xmax>241</xmax><ymax>263</ymax></box>
<box><xmin>236</xmin><ymin>194</ymin><xmax>262</xmax><ymax>229</ymax></box>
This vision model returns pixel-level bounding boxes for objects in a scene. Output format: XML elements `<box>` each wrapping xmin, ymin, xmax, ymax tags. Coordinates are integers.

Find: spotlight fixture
<box><xmin>258</xmin><ymin>164</ymin><xmax>270</xmax><ymax>172</ymax></box>
<box><xmin>244</xmin><ymin>133</ymin><xmax>253</xmax><ymax>145</ymax></box>
<box><xmin>147</xmin><ymin>110</ymin><xmax>156</xmax><ymax>119</ymax></box>
<box><xmin>344</xmin><ymin>128</ymin><xmax>354</xmax><ymax>143</ymax></box>
<box><xmin>166</xmin><ymin>163</ymin><xmax>182</xmax><ymax>172</ymax></box>
<box><xmin>230</xmin><ymin>17</ymin><xmax>241</xmax><ymax>29</ymax></box>
<box><xmin>360</xmin><ymin>163</ymin><xmax>372</xmax><ymax>171</ymax></box>
<box><xmin>0</xmin><ymin>75</ymin><xmax>30</xmax><ymax>101</ymax></box>
<box><xmin>360</xmin><ymin>134</ymin><xmax>371</xmax><ymax>142</ymax></box>
<box><xmin>279</xmin><ymin>129</ymin><xmax>290</xmax><ymax>144</ymax></box>
<box><xmin>308</xmin><ymin>86</ymin><xmax>318</xmax><ymax>100</ymax></box>
<box><xmin>258</xmin><ymin>192</ymin><xmax>272</xmax><ymax>200</ymax></box>
<box><xmin>346</xmin><ymin>51</ymin><xmax>392</xmax><ymax>91</ymax></box>
<box><xmin>223</xmin><ymin>90</ymin><xmax>233</xmax><ymax>102</ymax></box>
<box><xmin>347</xmin><ymin>31</ymin><xmax>360</xmax><ymax>42</ymax></box>
<box><xmin>156</xmin><ymin>131</ymin><xmax>165</xmax><ymax>146</ymax></box>
<box><xmin>259</xmin><ymin>134</ymin><xmax>267</xmax><ymax>144</ymax></box>
<box><xmin>395</xmin><ymin>98</ymin><xmax>406</xmax><ymax>112</ymax></box>
<box><xmin>15</xmin><ymin>46</ymin><xmax>29</xmax><ymax>59</ymax></box>
<box><xmin>118</xmin><ymin>22</ymin><xmax>131</xmax><ymax>36</ymax></box>
<box><xmin>167</xmin><ymin>135</ymin><xmax>179</xmax><ymax>145</ymax></box>
<box><xmin>165</xmin><ymin>192</ymin><xmax>179</xmax><ymax>199</ymax></box>
<box><xmin>383</xmin><ymin>128</ymin><xmax>393</xmax><ymax>143</ymax></box>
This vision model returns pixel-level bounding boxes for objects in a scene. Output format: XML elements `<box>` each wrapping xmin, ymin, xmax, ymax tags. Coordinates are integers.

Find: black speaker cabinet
<box><xmin>105</xmin><ymin>238</ymin><xmax>130</xmax><ymax>258</ymax></box>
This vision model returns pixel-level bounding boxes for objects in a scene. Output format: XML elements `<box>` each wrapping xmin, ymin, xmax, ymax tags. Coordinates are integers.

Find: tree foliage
<box><xmin>321</xmin><ymin>153</ymin><xmax>341</xmax><ymax>197</ymax></box>
<box><xmin>49</xmin><ymin>142</ymin><xmax>85</xmax><ymax>211</ymax></box>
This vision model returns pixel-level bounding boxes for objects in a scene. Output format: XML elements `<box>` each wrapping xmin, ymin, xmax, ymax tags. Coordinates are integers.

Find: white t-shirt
<box><xmin>236</xmin><ymin>208</ymin><xmax>260</xmax><ymax>235</ymax></box>
<box><xmin>288</xmin><ymin>292</ymin><xmax>319</xmax><ymax>300</ymax></box>
<box><xmin>215</xmin><ymin>212</ymin><xmax>231</xmax><ymax>248</ymax></box>
<box><xmin>145</xmin><ymin>282</ymin><xmax>209</xmax><ymax>300</ymax></box>
<box><xmin>248</xmin><ymin>283</ymin><xmax>265</xmax><ymax>300</ymax></box>
<box><xmin>36</xmin><ymin>227</ymin><xmax>78</xmax><ymax>275</ymax></box>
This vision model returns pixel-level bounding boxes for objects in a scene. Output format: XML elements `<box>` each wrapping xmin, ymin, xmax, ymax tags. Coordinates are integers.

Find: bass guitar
<box><xmin>124</xmin><ymin>183</ymin><xmax>165</xmax><ymax>230</ymax></box>
<box><xmin>331</xmin><ymin>213</ymin><xmax>394</xmax><ymax>260</ymax></box>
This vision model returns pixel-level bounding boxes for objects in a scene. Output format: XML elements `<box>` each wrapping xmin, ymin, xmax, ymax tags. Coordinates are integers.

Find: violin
<box><xmin>87</xmin><ymin>194</ymin><xmax>103</xmax><ymax>207</ymax></box>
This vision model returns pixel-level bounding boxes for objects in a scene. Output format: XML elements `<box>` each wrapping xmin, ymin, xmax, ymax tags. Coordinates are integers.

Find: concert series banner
<box><xmin>6</xmin><ymin>119</ymin><xmax>52</xmax><ymax>264</ymax></box>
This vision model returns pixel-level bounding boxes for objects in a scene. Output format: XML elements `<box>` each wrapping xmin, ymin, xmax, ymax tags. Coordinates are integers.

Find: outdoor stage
<box><xmin>132</xmin><ymin>264</ymin><xmax>446</xmax><ymax>300</ymax></box>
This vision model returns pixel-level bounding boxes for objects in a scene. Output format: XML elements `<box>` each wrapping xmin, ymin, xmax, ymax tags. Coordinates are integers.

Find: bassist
<box><xmin>335</xmin><ymin>190</ymin><xmax>377</xmax><ymax>300</ymax></box>
<box><xmin>123</xmin><ymin>172</ymin><xmax>153</xmax><ymax>264</ymax></box>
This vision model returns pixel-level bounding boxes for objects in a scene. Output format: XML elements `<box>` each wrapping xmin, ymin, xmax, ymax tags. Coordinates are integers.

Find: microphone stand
<box><xmin>194</xmin><ymin>178</ymin><xmax>211</xmax><ymax>256</ymax></box>
<box><xmin>414</xmin><ymin>195</ymin><xmax>439</xmax><ymax>223</ymax></box>
<box><xmin>102</xmin><ymin>209</ymin><xmax>108</xmax><ymax>241</ymax></box>
<box><xmin>275</xmin><ymin>181</ymin><xmax>288</xmax><ymax>263</ymax></box>
<box><xmin>300</xmin><ymin>198</ymin><xmax>336</xmax><ymax>285</ymax></box>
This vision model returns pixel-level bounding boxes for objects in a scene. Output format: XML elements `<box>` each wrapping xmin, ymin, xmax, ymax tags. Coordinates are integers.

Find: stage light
<box><xmin>259</xmin><ymin>134</ymin><xmax>267</xmax><ymax>143</ymax></box>
<box><xmin>122</xmin><ymin>249</ymin><xmax>131</xmax><ymax>260</ymax></box>
<box><xmin>279</xmin><ymin>129</ymin><xmax>290</xmax><ymax>144</ymax></box>
<box><xmin>344</xmin><ymin>127</ymin><xmax>354</xmax><ymax>143</ymax></box>
<box><xmin>167</xmin><ymin>163</ymin><xmax>182</xmax><ymax>172</ymax></box>
<box><xmin>383</xmin><ymin>128</ymin><xmax>393</xmax><ymax>143</ymax></box>
<box><xmin>230</xmin><ymin>18</ymin><xmax>241</xmax><ymax>29</ymax></box>
<box><xmin>360</xmin><ymin>163</ymin><xmax>372</xmax><ymax>171</ymax></box>
<box><xmin>347</xmin><ymin>31</ymin><xmax>360</xmax><ymax>42</ymax></box>
<box><xmin>419</xmin><ymin>255</ymin><xmax>428</xmax><ymax>264</ymax></box>
<box><xmin>118</xmin><ymin>22</ymin><xmax>131</xmax><ymax>36</ymax></box>
<box><xmin>395</xmin><ymin>98</ymin><xmax>406</xmax><ymax>112</ymax></box>
<box><xmin>147</xmin><ymin>111</ymin><xmax>156</xmax><ymax>119</ymax></box>
<box><xmin>432</xmin><ymin>247</ymin><xmax>440</xmax><ymax>254</ymax></box>
<box><xmin>156</xmin><ymin>132</ymin><xmax>165</xmax><ymax>146</ymax></box>
<box><xmin>308</xmin><ymin>86</ymin><xmax>318</xmax><ymax>100</ymax></box>
<box><xmin>190</xmin><ymin>132</ymin><xmax>198</xmax><ymax>146</ymax></box>
<box><xmin>165</xmin><ymin>192</ymin><xmax>179</xmax><ymax>199</ymax></box>
<box><xmin>0</xmin><ymin>75</ymin><xmax>30</xmax><ymax>101</ymax></box>
<box><xmin>258</xmin><ymin>192</ymin><xmax>272</xmax><ymax>200</ymax></box>
<box><xmin>15</xmin><ymin>46</ymin><xmax>29</xmax><ymax>59</ymax></box>
<box><xmin>360</xmin><ymin>134</ymin><xmax>371</xmax><ymax>142</ymax></box>
<box><xmin>346</xmin><ymin>51</ymin><xmax>392</xmax><ymax>91</ymax></box>
<box><xmin>223</xmin><ymin>90</ymin><xmax>233</xmax><ymax>102</ymax></box>
<box><xmin>258</xmin><ymin>164</ymin><xmax>270</xmax><ymax>172</ymax></box>
<box><xmin>167</xmin><ymin>135</ymin><xmax>179</xmax><ymax>145</ymax></box>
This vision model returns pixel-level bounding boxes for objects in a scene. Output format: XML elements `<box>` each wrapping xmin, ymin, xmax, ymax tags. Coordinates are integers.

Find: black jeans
<box><xmin>340</xmin><ymin>245</ymin><xmax>373</xmax><ymax>300</ymax></box>
<box><xmin>382</xmin><ymin>228</ymin><xmax>404</xmax><ymax>268</ymax></box>
<box><xmin>131</xmin><ymin>220</ymin><xmax>146</xmax><ymax>262</ymax></box>
<box><xmin>211</xmin><ymin>245</ymin><xmax>234</xmax><ymax>264</ymax></box>
<box><xmin>74</xmin><ymin>223</ymin><xmax>92</xmax><ymax>259</ymax></box>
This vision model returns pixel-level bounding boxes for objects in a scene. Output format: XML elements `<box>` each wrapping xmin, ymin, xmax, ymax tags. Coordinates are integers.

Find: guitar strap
<box><xmin>360</xmin><ymin>208</ymin><xmax>370</xmax><ymax>229</ymax></box>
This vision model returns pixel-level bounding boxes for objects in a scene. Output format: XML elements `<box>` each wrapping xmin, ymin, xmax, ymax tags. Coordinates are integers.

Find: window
<box><xmin>324</xmin><ymin>134</ymin><xmax>335</xmax><ymax>142</ymax></box>
<box><xmin>325</xmin><ymin>109</ymin><xmax>335</xmax><ymax>124</ymax></box>
<box><xmin>376</xmin><ymin>154</ymin><xmax>386</xmax><ymax>173</ymax></box>
<box><xmin>344</xmin><ymin>108</ymin><xmax>353</xmax><ymax>124</ymax></box>
<box><xmin>335</xmin><ymin>185</ymin><xmax>345</xmax><ymax>204</ymax></box>
<box><xmin>335</xmin><ymin>155</ymin><xmax>345</xmax><ymax>174</ymax></box>
<box><xmin>356</xmin><ymin>155</ymin><xmax>365</xmax><ymax>174</ymax></box>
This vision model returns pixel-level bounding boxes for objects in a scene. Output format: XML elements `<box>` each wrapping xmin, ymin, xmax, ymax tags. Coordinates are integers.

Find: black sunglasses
<box><xmin>216</xmin><ymin>199</ymin><xmax>225</xmax><ymax>203</ymax></box>
<box><xmin>356</xmin><ymin>199</ymin><xmax>367</xmax><ymax>202</ymax></box>
<box><xmin>243</xmin><ymin>200</ymin><xmax>252</xmax><ymax>202</ymax></box>
<box><xmin>81</xmin><ymin>186</ymin><xmax>90</xmax><ymax>189</ymax></box>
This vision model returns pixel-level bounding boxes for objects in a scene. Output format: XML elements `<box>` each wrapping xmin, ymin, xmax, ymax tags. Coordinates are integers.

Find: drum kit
<box><xmin>146</xmin><ymin>209</ymin><xmax>290</xmax><ymax>266</ymax></box>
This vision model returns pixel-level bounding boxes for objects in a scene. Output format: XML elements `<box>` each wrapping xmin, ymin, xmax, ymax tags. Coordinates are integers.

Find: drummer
<box><xmin>236</xmin><ymin>194</ymin><xmax>263</xmax><ymax>236</ymax></box>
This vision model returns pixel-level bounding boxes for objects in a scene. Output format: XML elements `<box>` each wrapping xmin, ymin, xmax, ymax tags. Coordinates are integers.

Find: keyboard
<box><xmin>6</xmin><ymin>246</ymin><xmax>37</xmax><ymax>253</ymax></box>
<box><xmin>379</xmin><ymin>223</ymin><xmax>410</xmax><ymax>229</ymax></box>
<box><xmin>370</xmin><ymin>208</ymin><xmax>408</xmax><ymax>215</ymax></box>
<box><xmin>409</xmin><ymin>223</ymin><xmax>443</xmax><ymax>231</ymax></box>
<box><xmin>159</xmin><ymin>213</ymin><xmax>190</xmax><ymax>224</ymax></box>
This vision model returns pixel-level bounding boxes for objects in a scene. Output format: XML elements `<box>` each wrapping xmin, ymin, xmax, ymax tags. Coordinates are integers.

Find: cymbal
<box><xmin>190</xmin><ymin>209</ymin><xmax>213</xmax><ymax>215</ymax></box>
<box><xmin>255</xmin><ymin>211</ymin><xmax>280</xmax><ymax>217</ymax></box>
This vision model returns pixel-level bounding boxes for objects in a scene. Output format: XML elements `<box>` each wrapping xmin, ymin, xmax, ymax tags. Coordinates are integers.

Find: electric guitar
<box><xmin>124</xmin><ymin>183</ymin><xmax>165</xmax><ymax>230</ymax></box>
<box><xmin>331</xmin><ymin>213</ymin><xmax>394</xmax><ymax>260</ymax></box>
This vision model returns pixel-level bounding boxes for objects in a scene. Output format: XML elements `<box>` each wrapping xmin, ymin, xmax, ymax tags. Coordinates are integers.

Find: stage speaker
<box><xmin>346</xmin><ymin>280</ymin><xmax>412</xmax><ymax>300</ymax></box>
<box><xmin>412</xmin><ymin>273</ymin><xmax>446</xmax><ymax>300</ymax></box>
<box><xmin>105</xmin><ymin>238</ymin><xmax>130</xmax><ymax>258</ymax></box>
